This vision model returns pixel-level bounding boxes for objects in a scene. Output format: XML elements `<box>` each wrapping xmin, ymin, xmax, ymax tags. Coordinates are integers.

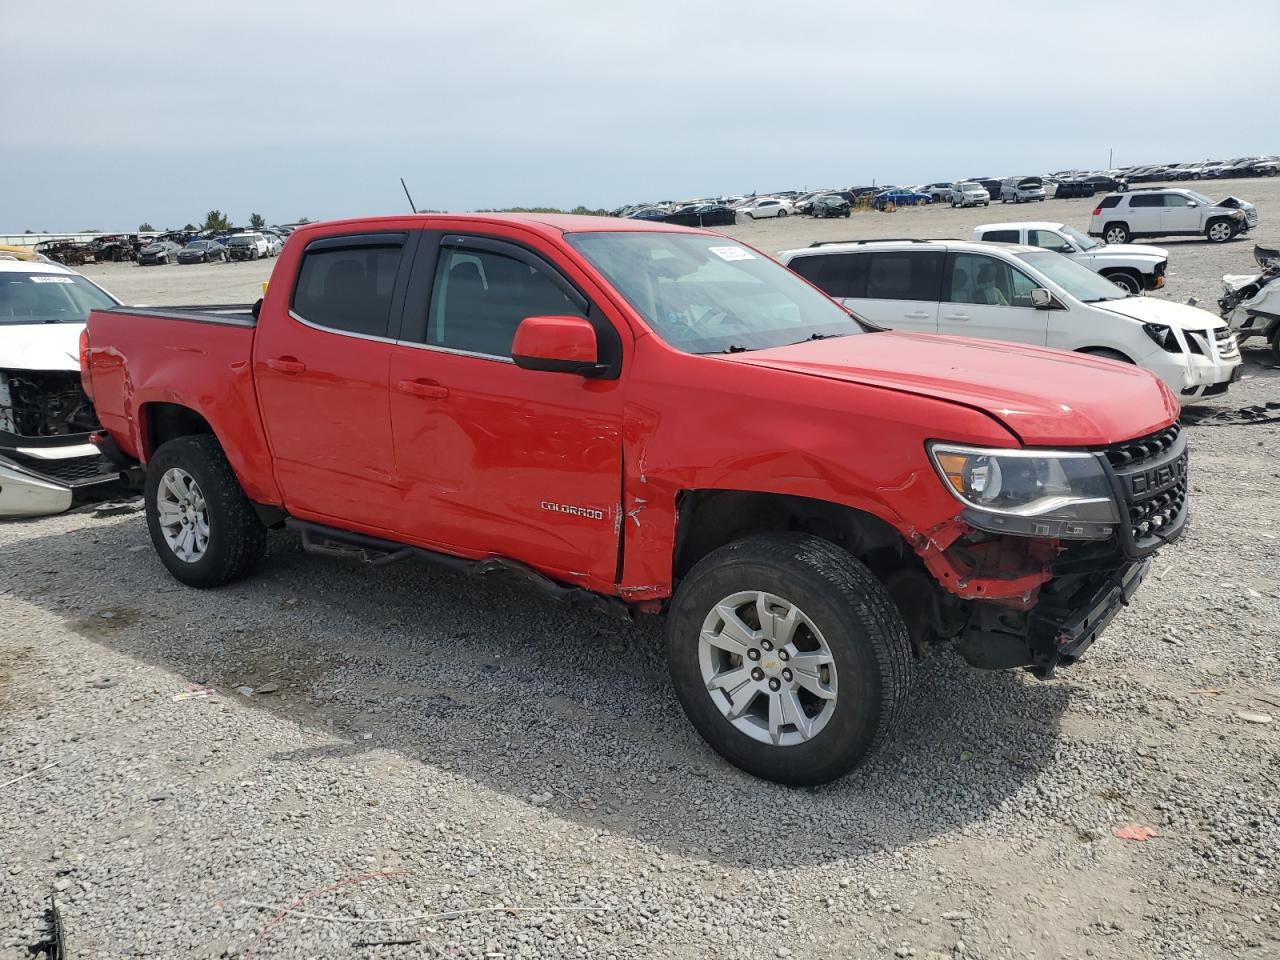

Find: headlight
<box><xmin>928</xmin><ymin>443</ymin><xmax>1119</xmax><ymax>540</ymax></box>
<box><xmin>1142</xmin><ymin>322</ymin><xmax>1180</xmax><ymax>352</ymax></box>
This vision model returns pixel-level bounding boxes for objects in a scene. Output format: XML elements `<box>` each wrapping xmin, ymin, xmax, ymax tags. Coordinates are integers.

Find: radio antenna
<box><xmin>400</xmin><ymin>177</ymin><xmax>418</xmax><ymax>213</ymax></box>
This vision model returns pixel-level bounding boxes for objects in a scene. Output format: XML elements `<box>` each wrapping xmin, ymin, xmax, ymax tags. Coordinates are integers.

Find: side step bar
<box><xmin>286</xmin><ymin>518</ymin><xmax>633</xmax><ymax>620</ymax></box>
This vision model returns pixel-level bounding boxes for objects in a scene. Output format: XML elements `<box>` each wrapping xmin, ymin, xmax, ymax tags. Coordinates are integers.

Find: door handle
<box><xmin>265</xmin><ymin>357</ymin><xmax>306</xmax><ymax>374</ymax></box>
<box><xmin>942</xmin><ymin>313</ymin><xmax>971</xmax><ymax>321</ymax></box>
<box><xmin>397</xmin><ymin>379</ymin><xmax>449</xmax><ymax>400</ymax></box>
<box><xmin>903</xmin><ymin>311</ymin><xmax>932</xmax><ymax>320</ymax></box>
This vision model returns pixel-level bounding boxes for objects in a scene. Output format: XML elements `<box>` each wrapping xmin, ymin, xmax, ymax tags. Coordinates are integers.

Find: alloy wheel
<box><xmin>698</xmin><ymin>591</ymin><xmax>838</xmax><ymax>747</ymax></box>
<box><xmin>156</xmin><ymin>467</ymin><xmax>210</xmax><ymax>563</ymax></box>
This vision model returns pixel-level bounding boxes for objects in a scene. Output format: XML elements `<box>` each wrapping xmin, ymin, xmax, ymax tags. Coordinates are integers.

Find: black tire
<box><xmin>145</xmin><ymin>435</ymin><xmax>267</xmax><ymax>588</ymax></box>
<box><xmin>666</xmin><ymin>534</ymin><xmax>913</xmax><ymax>786</ymax></box>
<box><xmin>1080</xmin><ymin>347</ymin><xmax>1135</xmax><ymax>364</ymax></box>
<box><xmin>844</xmin><ymin>210</ymin><xmax>851</xmax><ymax>218</ymax></box>
<box><xmin>1205</xmin><ymin>218</ymin><xmax>1236</xmax><ymax>243</ymax></box>
<box><xmin>777</xmin><ymin>209</ymin><xmax>788</xmax><ymax>218</ymax></box>
<box><xmin>1103</xmin><ymin>222</ymin><xmax>1130</xmax><ymax>244</ymax></box>
<box><xmin>1270</xmin><ymin>328</ymin><xmax>1280</xmax><ymax>365</ymax></box>
<box><xmin>1101</xmin><ymin>270</ymin><xmax>1143</xmax><ymax>295</ymax></box>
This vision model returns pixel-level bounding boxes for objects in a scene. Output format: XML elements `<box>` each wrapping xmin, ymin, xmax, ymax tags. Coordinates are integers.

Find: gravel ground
<box><xmin>3</xmin><ymin>182</ymin><xmax>1278</xmax><ymax>959</ymax></box>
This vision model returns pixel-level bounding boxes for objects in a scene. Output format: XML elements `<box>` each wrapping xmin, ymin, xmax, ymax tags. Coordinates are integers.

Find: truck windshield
<box><xmin>565</xmin><ymin>231</ymin><xmax>861</xmax><ymax>354</ymax></box>
<box><xmin>1059</xmin><ymin>224</ymin><xmax>1099</xmax><ymax>251</ymax></box>
<box><xmin>1015</xmin><ymin>251</ymin><xmax>1127</xmax><ymax>303</ymax></box>
<box><xmin>0</xmin><ymin>273</ymin><xmax>118</xmax><ymax>324</ymax></box>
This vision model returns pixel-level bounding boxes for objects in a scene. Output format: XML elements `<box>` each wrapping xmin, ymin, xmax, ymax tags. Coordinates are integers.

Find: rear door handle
<box><xmin>265</xmin><ymin>357</ymin><xmax>306</xmax><ymax>374</ymax></box>
<box><xmin>942</xmin><ymin>313</ymin><xmax>971</xmax><ymax>321</ymax></box>
<box><xmin>903</xmin><ymin>311</ymin><xmax>932</xmax><ymax>320</ymax></box>
<box><xmin>397</xmin><ymin>379</ymin><xmax>449</xmax><ymax>400</ymax></box>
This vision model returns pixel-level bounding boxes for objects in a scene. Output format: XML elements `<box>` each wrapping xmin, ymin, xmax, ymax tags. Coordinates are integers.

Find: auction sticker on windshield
<box><xmin>708</xmin><ymin>246</ymin><xmax>755</xmax><ymax>262</ymax></box>
<box><xmin>30</xmin><ymin>276</ymin><xmax>75</xmax><ymax>284</ymax></box>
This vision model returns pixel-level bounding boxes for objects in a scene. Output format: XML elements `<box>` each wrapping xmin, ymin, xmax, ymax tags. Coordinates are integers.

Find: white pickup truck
<box><xmin>972</xmin><ymin>221</ymin><xmax>1167</xmax><ymax>296</ymax></box>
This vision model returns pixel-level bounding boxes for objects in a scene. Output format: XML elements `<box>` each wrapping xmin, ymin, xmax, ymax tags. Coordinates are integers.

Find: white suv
<box><xmin>1088</xmin><ymin>188</ymin><xmax>1258</xmax><ymax>244</ymax></box>
<box><xmin>972</xmin><ymin>221</ymin><xmax>1167</xmax><ymax>296</ymax></box>
<box><xmin>777</xmin><ymin>239</ymin><xmax>1241</xmax><ymax>403</ymax></box>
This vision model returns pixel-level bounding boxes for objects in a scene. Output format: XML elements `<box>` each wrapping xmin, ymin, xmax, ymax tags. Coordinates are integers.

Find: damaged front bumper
<box><xmin>0</xmin><ymin>440</ymin><xmax>123</xmax><ymax>518</ymax></box>
<box><xmin>955</xmin><ymin>557</ymin><xmax>1150</xmax><ymax>678</ymax></box>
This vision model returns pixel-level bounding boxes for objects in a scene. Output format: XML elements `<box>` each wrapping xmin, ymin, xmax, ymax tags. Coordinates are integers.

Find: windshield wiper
<box><xmin>722</xmin><ymin>344</ymin><xmax>750</xmax><ymax>353</ymax></box>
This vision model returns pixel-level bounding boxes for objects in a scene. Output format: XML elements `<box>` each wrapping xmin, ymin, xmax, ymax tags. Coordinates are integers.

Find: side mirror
<box><xmin>1030</xmin><ymin>287</ymin><xmax>1053</xmax><ymax>309</ymax></box>
<box><xmin>1187</xmin><ymin>201</ymin><xmax>1197</xmax><ymax>207</ymax></box>
<box><xmin>1057</xmin><ymin>245</ymin><xmax>1074</xmax><ymax>255</ymax></box>
<box><xmin>511</xmin><ymin>315</ymin><xmax>603</xmax><ymax>376</ymax></box>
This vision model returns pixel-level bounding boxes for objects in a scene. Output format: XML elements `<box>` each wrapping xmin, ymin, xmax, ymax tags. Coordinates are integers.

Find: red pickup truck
<box><xmin>84</xmin><ymin>214</ymin><xmax>1187</xmax><ymax>785</ymax></box>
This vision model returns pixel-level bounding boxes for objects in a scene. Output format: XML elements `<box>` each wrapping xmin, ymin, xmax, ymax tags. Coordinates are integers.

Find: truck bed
<box><xmin>83</xmin><ymin>302</ymin><xmax>280</xmax><ymax>505</ymax></box>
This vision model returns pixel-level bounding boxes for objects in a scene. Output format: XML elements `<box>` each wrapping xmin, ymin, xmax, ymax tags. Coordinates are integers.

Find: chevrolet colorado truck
<box><xmin>83</xmin><ymin>214</ymin><xmax>1188</xmax><ymax>786</ymax></box>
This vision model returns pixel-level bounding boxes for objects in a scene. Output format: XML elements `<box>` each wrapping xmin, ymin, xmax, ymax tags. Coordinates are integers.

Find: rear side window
<box><xmin>865</xmin><ymin>251</ymin><xmax>943</xmax><ymax>302</ymax></box>
<box><xmin>1097</xmin><ymin>195</ymin><xmax>1122</xmax><ymax>209</ymax></box>
<box><xmin>787</xmin><ymin>252</ymin><xmax>867</xmax><ymax>298</ymax></box>
<box><xmin>979</xmin><ymin>230</ymin><xmax>1020</xmax><ymax>243</ymax></box>
<box><xmin>292</xmin><ymin>236</ymin><xmax>406</xmax><ymax>338</ymax></box>
<box><xmin>1129</xmin><ymin>194</ymin><xmax>1162</xmax><ymax>207</ymax></box>
<box><xmin>426</xmin><ymin>247</ymin><xmax>586</xmax><ymax>358</ymax></box>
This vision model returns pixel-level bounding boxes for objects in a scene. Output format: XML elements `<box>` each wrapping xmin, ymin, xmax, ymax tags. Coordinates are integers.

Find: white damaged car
<box><xmin>972</xmin><ymin>221</ymin><xmax>1168</xmax><ymax>296</ymax></box>
<box><xmin>0</xmin><ymin>259</ymin><xmax>125</xmax><ymax>517</ymax></box>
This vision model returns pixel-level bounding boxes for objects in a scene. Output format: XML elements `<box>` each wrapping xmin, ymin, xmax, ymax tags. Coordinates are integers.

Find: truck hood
<box><xmin>1093</xmin><ymin>296</ymin><xmax>1226</xmax><ymax>331</ymax></box>
<box><xmin>0</xmin><ymin>322</ymin><xmax>84</xmax><ymax>372</ymax></box>
<box><xmin>1079</xmin><ymin>242</ymin><xmax>1168</xmax><ymax>263</ymax></box>
<box><xmin>724</xmin><ymin>331</ymin><xmax>1177</xmax><ymax>447</ymax></box>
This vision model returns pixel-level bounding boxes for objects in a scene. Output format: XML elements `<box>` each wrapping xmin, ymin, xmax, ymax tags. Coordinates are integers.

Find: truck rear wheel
<box><xmin>666</xmin><ymin>534</ymin><xmax>913</xmax><ymax>786</ymax></box>
<box><xmin>145</xmin><ymin>435</ymin><xmax>266</xmax><ymax>588</ymax></box>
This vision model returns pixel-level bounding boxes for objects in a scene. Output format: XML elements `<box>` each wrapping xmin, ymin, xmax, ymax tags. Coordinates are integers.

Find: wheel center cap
<box><xmin>761</xmin><ymin>656</ymin><xmax>782</xmax><ymax>675</ymax></box>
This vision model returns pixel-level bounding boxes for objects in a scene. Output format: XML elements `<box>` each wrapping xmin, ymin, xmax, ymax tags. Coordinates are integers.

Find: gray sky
<box><xmin>4</xmin><ymin>0</ymin><xmax>1277</xmax><ymax>231</ymax></box>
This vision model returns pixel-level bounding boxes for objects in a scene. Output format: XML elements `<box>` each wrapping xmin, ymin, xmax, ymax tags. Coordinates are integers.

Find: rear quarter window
<box><xmin>787</xmin><ymin>252</ymin><xmax>867</xmax><ymax>299</ymax></box>
<box><xmin>1098</xmin><ymin>195</ymin><xmax>1122</xmax><ymax>209</ymax></box>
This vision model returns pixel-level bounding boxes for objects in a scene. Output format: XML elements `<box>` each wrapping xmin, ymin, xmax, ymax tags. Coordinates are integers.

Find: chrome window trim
<box><xmin>288</xmin><ymin>309</ymin><xmax>397</xmax><ymax>346</ymax></box>
<box><xmin>395</xmin><ymin>338</ymin><xmax>516</xmax><ymax>364</ymax></box>
<box><xmin>286</xmin><ymin>310</ymin><xmax>516</xmax><ymax>363</ymax></box>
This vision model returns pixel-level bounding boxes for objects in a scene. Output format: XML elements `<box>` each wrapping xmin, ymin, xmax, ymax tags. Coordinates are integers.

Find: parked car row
<box><xmin>138</xmin><ymin>231</ymin><xmax>284</xmax><ymax>266</ymax></box>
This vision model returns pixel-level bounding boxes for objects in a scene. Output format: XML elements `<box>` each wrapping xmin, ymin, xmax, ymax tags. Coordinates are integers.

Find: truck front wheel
<box><xmin>145</xmin><ymin>435</ymin><xmax>267</xmax><ymax>588</ymax></box>
<box><xmin>666</xmin><ymin>534</ymin><xmax>913</xmax><ymax>786</ymax></box>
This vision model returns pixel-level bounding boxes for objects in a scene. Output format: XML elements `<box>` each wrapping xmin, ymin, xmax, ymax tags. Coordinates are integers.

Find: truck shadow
<box><xmin>5</xmin><ymin>517</ymin><xmax>1073</xmax><ymax>868</ymax></box>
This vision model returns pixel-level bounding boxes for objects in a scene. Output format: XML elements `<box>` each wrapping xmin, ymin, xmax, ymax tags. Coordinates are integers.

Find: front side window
<box><xmin>0</xmin><ymin>272</ymin><xmax>118</xmax><ymax>324</ymax></box>
<box><xmin>565</xmin><ymin>231</ymin><xmax>861</xmax><ymax>355</ymax></box>
<box><xmin>292</xmin><ymin>237</ymin><xmax>405</xmax><ymax>338</ymax></box>
<box><xmin>426</xmin><ymin>247</ymin><xmax>585</xmax><ymax>358</ymax></box>
<box><xmin>948</xmin><ymin>254</ymin><xmax>1036</xmax><ymax>307</ymax></box>
<box><xmin>865</xmin><ymin>251</ymin><xmax>943</xmax><ymax>302</ymax></box>
<box><xmin>1029</xmin><ymin>229</ymin><xmax>1072</xmax><ymax>252</ymax></box>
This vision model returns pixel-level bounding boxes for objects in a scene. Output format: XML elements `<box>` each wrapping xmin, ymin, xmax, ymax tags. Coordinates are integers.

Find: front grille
<box><xmin>1214</xmin><ymin>327</ymin><xmax>1240</xmax><ymax>359</ymax></box>
<box><xmin>1103</xmin><ymin>423</ymin><xmax>1180</xmax><ymax>469</ymax></box>
<box><xmin>1102</xmin><ymin>423</ymin><xmax>1188</xmax><ymax>555</ymax></box>
<box><xmin>9</xmin><ymin>452</ymin><xmax>119</xmax><ymax>487</ymax></box>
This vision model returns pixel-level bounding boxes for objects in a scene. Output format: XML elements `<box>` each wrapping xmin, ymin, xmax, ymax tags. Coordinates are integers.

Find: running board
<box><xmin>286</xmin><ymin>518</ymin><xmax>632</xmax><ymax>619</ymax></box>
